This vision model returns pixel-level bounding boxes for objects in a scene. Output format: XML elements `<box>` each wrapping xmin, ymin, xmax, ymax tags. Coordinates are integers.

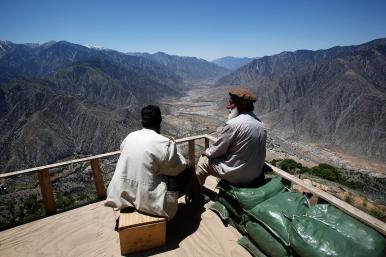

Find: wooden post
<box><xmin>188</xmin><ymin>140</ymin><xmax>195</xmax><ymax>167</ymax></box>
<box><xmin>38</xmin><ymin>169</ymin><xmax>56</xmax><ymax>214</ymax></box>
<box><xmin>90</xmin><ymin>159</ymin><xmax>107</xmax><ymax>198</ymax></box>
<box><xmin>204</xmin><ymin>138</ymin><xmax>209</xmax><ymax>150</ymax></box>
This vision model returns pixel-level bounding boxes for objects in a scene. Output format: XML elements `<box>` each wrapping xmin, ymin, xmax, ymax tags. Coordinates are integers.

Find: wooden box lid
<box><xmin>118</xmin><ymin>210</ymin><xmax>166</xmax><ymax>230</ymax></box>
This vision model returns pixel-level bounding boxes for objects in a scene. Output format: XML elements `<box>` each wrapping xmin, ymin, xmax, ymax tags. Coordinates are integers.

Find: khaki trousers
<box><xmin>195</xmin><ymin>155</ymin><xmax>221</xmax><ymax>186</ymax></box>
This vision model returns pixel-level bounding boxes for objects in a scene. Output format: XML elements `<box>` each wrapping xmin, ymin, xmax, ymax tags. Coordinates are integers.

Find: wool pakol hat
<box><xmin>229</xmin><ymin>86</ymin><xmax>256</xmax><ymax>102</ymax></box>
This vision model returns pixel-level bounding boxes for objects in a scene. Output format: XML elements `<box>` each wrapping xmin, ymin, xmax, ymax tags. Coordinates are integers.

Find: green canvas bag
<box><xmin>289</xmin><ymin>204</ymin><xmax>386</xmax><ymax>257</ymax></box>
<box><xmin>245</xmin><ymin>220</ymin><xmax>293</xmax><ymax>257</ymax></box>
<box><xmin>248</xmin><ymin>191</ymin><xmax>309</xmax><ymax>246</ymax></box>
<box><xmin>238</xmin><ymin>236</ymin><xmax>268</xmax><ymax>257</ymax></box>
<box><xmin>232</xmin><ymin>177</ymin><xmax>285</xmax><ymax>210</ymax></box>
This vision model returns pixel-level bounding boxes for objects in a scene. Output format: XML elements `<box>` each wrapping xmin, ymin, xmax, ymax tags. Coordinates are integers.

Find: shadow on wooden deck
<box><xmin>127</xmin><ymin>187</ymin><xmax>218</xmax><ymax>256</ymax></box>
<box><xmin>127</xmin><ymin>187</ymin><xmax>217</xmax><ymax>256</ymax></box>
<box><xmin>129</xmin><ymin>203</ymin><xmax>204</xmax><ymax>256</ymax></box>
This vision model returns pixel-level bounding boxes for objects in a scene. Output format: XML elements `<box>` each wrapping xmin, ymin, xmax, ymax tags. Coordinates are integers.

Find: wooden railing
<box><xmin>1</xmin><ymin>134</ymin><xmax>385</xmax><ymax>235</ymax></box>
<box><xmin>0</xmin><ymin>135</ymin><xmax>212</xmax><ymax>215</ymax></box>
<box><xmin>0</xmin><ymin>151</ymin><xmax>120</xmax><ymax>214</ymax></box>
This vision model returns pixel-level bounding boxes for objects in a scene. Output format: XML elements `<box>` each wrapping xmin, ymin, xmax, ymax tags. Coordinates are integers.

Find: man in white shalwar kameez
<box><xmin>105</xmin><ymin>105</ymin><xmax>196</xmax><ymax>219</ymax></box>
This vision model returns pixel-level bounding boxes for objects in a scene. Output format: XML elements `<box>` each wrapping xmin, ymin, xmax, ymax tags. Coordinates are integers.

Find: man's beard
<box><xmin>228</xmin><ymin>107</ymin><xmax>240</xmax><ymax>120</ymax></box>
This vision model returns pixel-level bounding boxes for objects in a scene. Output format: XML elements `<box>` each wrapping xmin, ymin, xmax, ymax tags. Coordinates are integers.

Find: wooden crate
<box><xmin>118</xmin><ymin>210</ymin><xmax>167</xmax><ymax>255</ymax></box>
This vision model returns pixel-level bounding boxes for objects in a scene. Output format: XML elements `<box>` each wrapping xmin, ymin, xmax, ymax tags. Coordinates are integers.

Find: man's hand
<box><xmin>201</xmin><ymin>151</ymin><xmax>207</xmax><ymax>157</ymax></box>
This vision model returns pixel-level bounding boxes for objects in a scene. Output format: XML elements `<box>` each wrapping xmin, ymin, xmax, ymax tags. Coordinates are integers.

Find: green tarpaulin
<box><xmin>289</xmin><ymin>204</ymin><xmax>386</xmax><ymax>257</ymax></box>
<box><xmin>211</xmin><ymin>178</ymin><xmax>386</xmax><ymax>257</ymax></box>
<box><xmin>238</xmin><ymin>236</ymin><xmax>268</xmax><ymax>257</ymax></box>
<box><xmin>233</xmin><ymin>178</ymin><xmax>285</xmax><ymax>210</ymax></box>
<box><xmin>248</xmin><ymin>191</ymin><xmax>309</xmax><ymax>246</ymax></box>
<box><xmin>245</xmin><ymin>220</ymin><xmax>292</xmax><ymax>257</ymax></box>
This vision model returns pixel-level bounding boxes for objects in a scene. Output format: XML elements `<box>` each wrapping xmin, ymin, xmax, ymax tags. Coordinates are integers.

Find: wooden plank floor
<box><xmin>0</xmin><ymin>177</ymin><xmax>250</xmax><ymax>257</ymax></box>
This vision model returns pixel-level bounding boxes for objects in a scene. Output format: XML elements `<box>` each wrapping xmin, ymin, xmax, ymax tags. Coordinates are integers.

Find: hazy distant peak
<box><xmin>212</xmin><ymin>56</ymin><xmax>253</xmax><ymax>60</ymax></box>
<box><xmin>41</xmin><ymin>40</ymin><xmax>57</xmax><ymax>47</ymax></box>
<box><xmin>153</xmin><ymin>51</ymin><xmax>199</xmax><ymax>60</ymax></box>
<box><xmin>211</xmin><ymin>56</ymin><xmax>256</xmax><ymax>71</ymax></box>
<box><xmin>0</xmin><ymin>40</ymin><xmax>15</xmax><ymax>58</ymax></box>
<box><xmin>24</xmin><ymin>43</ymin><xmax>40</xmax><ymax>48</ymax></box>
<box><xmin>42</xmin><ymin>41</ymin><xmax>97</xmax><ymax>52</ymax></box>
<box><xmin>53</xmin><ymin>40</ymin><xmax>74</xmax><ymax>46</ymax></box>
<box><xmin>126</xmin><ymin>52</ymin><xmax>151</xmax><ymax>57</ymax></box>
<box><xmin>84</xmin><ymin>44</ymin><xmax>105</xmax><ymax>50</ymax></box>
<box><xmin>154</xmin><ymin>51</ymin><xmax>168</xmax><ymax>56</ymax></box>
<box><xmin>0</xmin><ymin>40</ymin><xmax>13</xmax><ymax>45</ymax></box>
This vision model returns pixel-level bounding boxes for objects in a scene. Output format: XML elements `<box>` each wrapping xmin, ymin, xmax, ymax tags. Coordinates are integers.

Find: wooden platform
<box><xmin>0</xmin><ymin>177</ymin><xmax>250</xmax><ymax>257</ymax></box>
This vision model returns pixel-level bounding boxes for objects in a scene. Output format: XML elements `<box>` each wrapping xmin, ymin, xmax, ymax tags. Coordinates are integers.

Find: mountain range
<box><xmin>0</xmin><ymin>40</ymin><xmax>230</xmax><ymax>171</ymax></box>
<box><xmin>1</xmin><ymin>38</ymin><xmax>385</xmax><ymax>172</ymax></box>
<box><xmin>218</xmin><ymin>38</ymin><xmax>386</xmax><ymax>162</ymax></box>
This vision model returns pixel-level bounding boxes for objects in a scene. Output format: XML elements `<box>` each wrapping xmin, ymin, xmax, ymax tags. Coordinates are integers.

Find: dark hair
<box><xmin>230</xmin><ymin>95</ymin><xmax>254</xmax><ymax>112</ymax></box>
<box><xmin>244</xmin><ymin>101</ymin><xmax>254</xmax><ymax>112</ymax></box>
<box><xmin>141</xmin><ymin>105</ymin><xmax>162</xmax><ymax>129</ymax></box>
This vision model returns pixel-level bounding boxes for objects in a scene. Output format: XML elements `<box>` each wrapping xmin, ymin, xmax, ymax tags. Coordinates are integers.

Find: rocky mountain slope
<box><xmin>217</xmin><ymin>38</ymin><xmax>386</xmax><ymax>162</ymax></box>
<box><xmin>0</xmin><ymin>40</ymin><xmax>214</xmax><ymax>172</ymax></box>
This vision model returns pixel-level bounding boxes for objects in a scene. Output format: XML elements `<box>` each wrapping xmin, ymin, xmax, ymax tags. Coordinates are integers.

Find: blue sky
<box><xmin>1</xmin><ymin>0</ymin><xmax>385</xmax><ymax>60</ymax></box>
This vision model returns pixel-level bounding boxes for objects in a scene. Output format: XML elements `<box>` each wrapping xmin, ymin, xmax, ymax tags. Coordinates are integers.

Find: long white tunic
<box><xmin>105</xmin><ymin>128</ymin><xmax>186</xmax><ymax>219</ymax></box>
<box><xmin>206</xmin><ymin>112</ymin><xmax>267</xmax><ymax>185</ymax></box>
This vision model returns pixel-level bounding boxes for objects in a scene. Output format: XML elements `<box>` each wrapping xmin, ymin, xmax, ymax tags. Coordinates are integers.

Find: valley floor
<box><xmin>161</xmin><ymin>83</ymin><xmax>386</xmax><ymax>176</ymax></box>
